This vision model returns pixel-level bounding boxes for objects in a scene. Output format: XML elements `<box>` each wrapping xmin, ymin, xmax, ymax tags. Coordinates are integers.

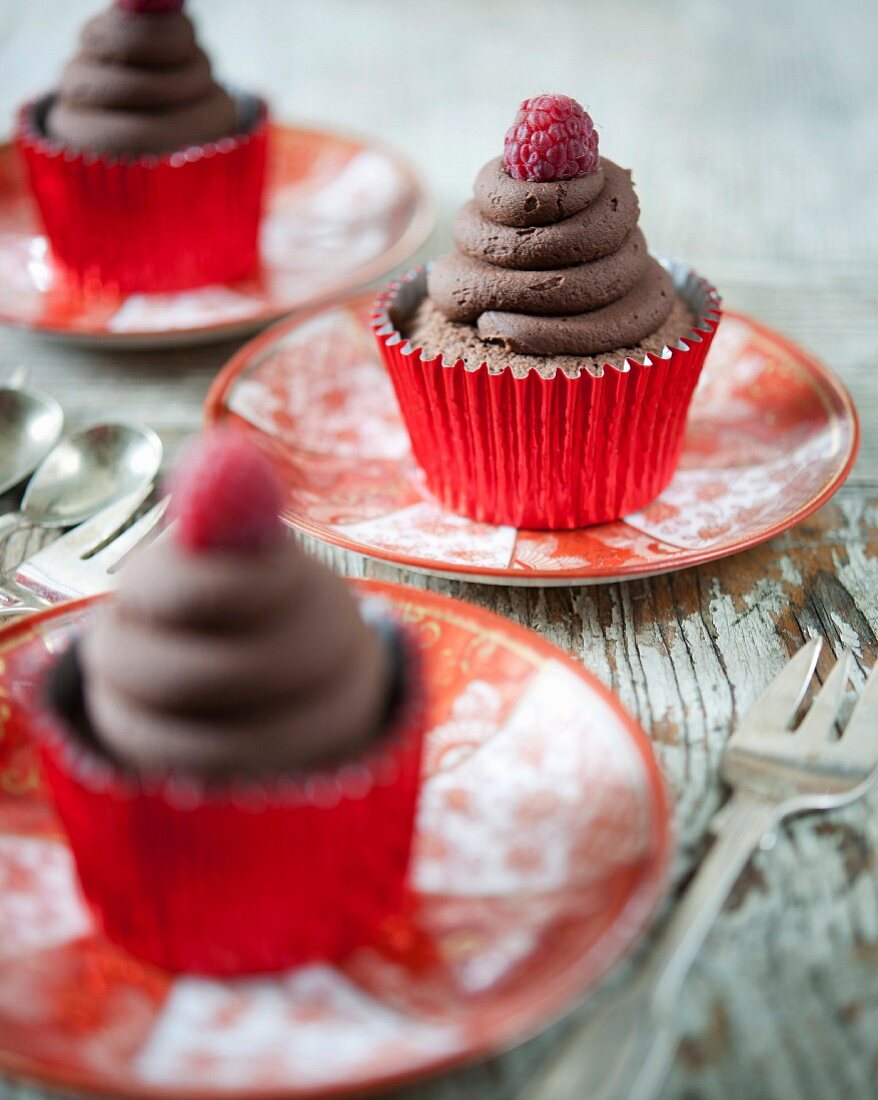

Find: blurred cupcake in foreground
<box><xmin>373</xmin><ymin>94</ymin><xmax>721</xmax><ymax>529</ymax></box>
<box><xmin>32</xmin><ymin>431</ymin><xmax>425</xmax><ymax>975</ymax></box>
<box><xmin>15</xmin><ymin>0</ymin><xmax>268</xmax><ymax>294</ymax></box>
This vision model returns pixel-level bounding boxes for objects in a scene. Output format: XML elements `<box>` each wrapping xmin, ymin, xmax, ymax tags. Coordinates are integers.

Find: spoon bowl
<box><xmin>0</xmin><ymin>388</ymin><xmax>64</xmax><ymax>497</ymax></box>
<box><xmin>19</xmin><ymin>423</ymin><xmax>163</xmax><ymax>529</ymax></box>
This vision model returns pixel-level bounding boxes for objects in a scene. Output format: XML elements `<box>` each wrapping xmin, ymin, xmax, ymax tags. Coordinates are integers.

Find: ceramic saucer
<box><xmin>0</xmin><ymin>581</ymin><xmax>669</xmax><ymax>1097</ymax></box>
<box><xmin>205</xmin><ymin>294</ymin><xmax>859</xmax><ymax>585</ymax></box>
<box><xmin>0</xmin><ymin>124</ymin><xmax>434</xmax><ymax>348</ymax></box>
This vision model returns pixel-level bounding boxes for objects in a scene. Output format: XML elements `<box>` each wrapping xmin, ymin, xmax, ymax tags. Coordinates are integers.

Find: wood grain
<box><xmin>0</xmin><ymin>0</ymin><xmax>876</xmax><ymax>1097</ymax></box>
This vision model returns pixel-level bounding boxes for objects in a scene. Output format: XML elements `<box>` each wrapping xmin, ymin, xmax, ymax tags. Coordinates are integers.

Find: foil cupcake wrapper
<box><xmin>15</xmin><ymin>92</ymin><xmax>268</xmax><ymax>295</ymax></box>
<box><xmin>30</xmin><ymin>608</ymin><xmax>426</xmax><ymax>976</ymax></box>
<box><xmin>372</xmin><ymin>259</ymin><xmax>722</xmax><ymax>529</ymax></box>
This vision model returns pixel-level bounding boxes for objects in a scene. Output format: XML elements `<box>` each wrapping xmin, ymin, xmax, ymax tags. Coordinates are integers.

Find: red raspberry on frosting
<box><xmin>503</xmin><ymin>94</ymin><xmax>599</xmax><ymax>182</ymax></box>
<box><xmin>169</xmin><ymin>430</ymin><xmax>283</xmax><ymax>554</ymax></box>
<box><xmin>116</xmin><ymin>0</ymin><xmax>186</xmax><ymax>12</ymax></box>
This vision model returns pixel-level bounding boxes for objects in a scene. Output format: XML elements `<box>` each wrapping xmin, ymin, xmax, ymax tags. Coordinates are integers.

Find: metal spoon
<box><xmin>0</xmin><ymin>423</ymin><xmax>163</xmax><ymax>541</ymax></box>
<box><xmin>0</xmin><ymin>387</ymin><xmax>64</xmax><ymax>497</ymax></box>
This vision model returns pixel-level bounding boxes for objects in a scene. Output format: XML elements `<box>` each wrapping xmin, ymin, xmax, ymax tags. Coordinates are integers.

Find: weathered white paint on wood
<box><xmin>0</xmin><ymin>1</ymin><xmax>876</xmax><ymax>1097</ymax></box>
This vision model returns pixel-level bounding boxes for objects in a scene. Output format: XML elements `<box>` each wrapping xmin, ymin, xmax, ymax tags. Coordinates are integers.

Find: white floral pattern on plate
<box><xmin>108</xmin><ymin>286</ymin><xmax>265</xmax><ymax>334</ymax></box>
<box><xmin>415</xmin><ymin>661</ymin><xmax>650</xmax><ymax>897</ymax></box>
<box><xmin>230</xmin><ymin>311</ymin><xmax>410</xmax><ymax>461</ymax></box>
<box><xmin>0</xmin><ymin>837</ymin><xmax>89</xmax><ymax>960</ymax></box>
<box><xmin>135</xmin><ymin>967</ymin><xmax>460</xmax><ymax>1090</ymax></box>
<box><xmin>341</xmin><ymin>502</ymin><xmax>518</xmax><ymax>570</ymax></box>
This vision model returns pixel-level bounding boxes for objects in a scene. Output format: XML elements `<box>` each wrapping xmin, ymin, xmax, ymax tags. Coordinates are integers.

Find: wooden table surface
<box><xmin>0</xmin><ymin>1</ymin><xmax>876</xmax><ymax>1097</ymax></box>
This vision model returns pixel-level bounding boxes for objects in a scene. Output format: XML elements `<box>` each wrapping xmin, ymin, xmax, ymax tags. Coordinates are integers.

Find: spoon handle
<box><xmin>0</xmin><ymin>512</ymin><xmax>24</xmax><ymax>540</ymax></box>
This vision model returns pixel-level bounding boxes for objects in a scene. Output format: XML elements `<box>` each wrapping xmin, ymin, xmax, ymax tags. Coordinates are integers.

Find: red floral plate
<box><xmin>0</xmin><ymin>124</ymin><xmax>433</xmax><ymax>348</ymax></box>
<box><xmin>0</xmin><ymin>581</ymin><xmax>670</xmax><ymax>1098</ymax></box>
<box><xmin>205</xmin><ymin>294</ymin><xmax>859</xmax><ymax>585</ymax></box>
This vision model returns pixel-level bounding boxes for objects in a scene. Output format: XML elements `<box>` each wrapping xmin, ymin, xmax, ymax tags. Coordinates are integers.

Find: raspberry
<box><xmin>503</xmin><ymin>94</ymin><xmax>599</xmax><ymax>182</ymax></box>
<box><xmin>169</xmin><ymin>430</ymin><xmax>284</xmax><ymax>554</ymax></box>
<box><xmin>116</xmin><ymin>0</ymin><xmax>186</xmax><ymax>12</ymax></box>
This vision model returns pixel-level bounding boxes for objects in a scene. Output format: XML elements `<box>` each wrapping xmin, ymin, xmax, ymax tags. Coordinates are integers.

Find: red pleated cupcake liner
<box><xmin>372</xmin><ymin>261</ymin><xmax>721</xmax><ymax>529</ymax></box>
<box><xmin>30</xmin><ymin>607</ymin><xmax>425</xmax><ymax>976</ymax></box>
<box><xmin>15</xmin><ymin>92</ymin><xmax>268</xmax><ymax>295</ymax></box>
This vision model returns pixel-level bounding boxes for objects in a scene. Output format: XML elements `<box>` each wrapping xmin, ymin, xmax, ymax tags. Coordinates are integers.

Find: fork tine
<box><xmin>739</xmin><ymin>637</ymin><xmax>822</xmax><ymax>735</ymax></box>
<box><xmin>838</xmin><ymin>662</ymin><xmax>878</xmax><ymax>760</ymax></box>
<box><xmin>24</xmin><ymin>484</ymin><xmax>154</xmax><ymax>564</ymax></box>
<box><xmin>795</xmin><ymin>650</ymin><xmax>851</xmax><ymax>746</ymax></box>
<box><xmin>90</xmin><ymin>497</ymin><xmax>169</xmax><ymax>575</ymax></box>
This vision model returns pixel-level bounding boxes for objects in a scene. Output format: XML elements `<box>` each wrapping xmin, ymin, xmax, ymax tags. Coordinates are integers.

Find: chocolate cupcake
<box><xmin>15</xmin><ymin>0</ymin><xmax>268</xmax><ymax>294</ymax></box>
<box><xmin>373</xmin><ymin>94</ymin><xmax>721</xmax><ymax>529</ymax></box>
<box><xmin>32</xmin><ymin>432</ymin><xmax>425</xmax><ymax>975</ymax></box>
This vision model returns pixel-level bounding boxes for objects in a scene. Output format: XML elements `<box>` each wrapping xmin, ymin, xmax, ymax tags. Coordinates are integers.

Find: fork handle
<box><xmin>648</xmin><ymin>791</ymin><xmax>779</xmax><ymax>1007</ymax></box>
<box><xmin>523</xmin><ymin>792</ymin><xmax>779</xmax><ymax>1100</ymax></box>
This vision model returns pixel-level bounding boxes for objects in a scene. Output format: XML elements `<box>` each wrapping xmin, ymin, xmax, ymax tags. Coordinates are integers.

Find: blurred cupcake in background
<box><xmin>29</xmin><ymin>431</ymin><xmax>425</xmax><ymax>975</ymax></box>
<box><xmin>373</xmin><ymin>94</ymin><xmax>721</xmax><ymax>530</ymax></box>
<box><xmin>15</xmin><ymin>0</ymin><xmax>268</xmax><ymax>294</ymax></box>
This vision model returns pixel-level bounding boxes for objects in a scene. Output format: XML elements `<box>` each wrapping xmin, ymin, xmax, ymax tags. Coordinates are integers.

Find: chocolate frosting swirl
<box><xmin>429</xmin><ymin>156</ymin><xmax>675</xmax><ymax>356</ymax></box>
<box><xmin>80</xmin><ymin>538</ymin><xmax>392</xmax><ymax>777</ymax></box>
<box><xmin>47</xmin><ymin>6</ymin><xmax>237</xmax><ymax>155</ymax></box>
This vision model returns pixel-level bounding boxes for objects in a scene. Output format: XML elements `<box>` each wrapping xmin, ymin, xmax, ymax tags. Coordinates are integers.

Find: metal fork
<box><xmin>0</xmin><ymin>490</ymin><xmax>169</xmax><ymax>616</ymax></box>
<box><xmin>523</xmin><ymin>639</ymin><xmax>878</xmax><ymax>1100</ymax></box>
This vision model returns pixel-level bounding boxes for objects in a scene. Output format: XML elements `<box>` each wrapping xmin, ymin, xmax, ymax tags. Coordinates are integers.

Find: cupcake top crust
<box><xmin>427</xmin><ymin>93</ymin><xmax>678</xmax><ymax>358</ymax></box>
<box><xmin>46</xmin><ymin>0</ymin><xmax>237</xmax><ymax>155</ymax></box>
<box><xmin>79</xmin><ymin>431</ymin><xmax>393</xmax><ymax>778</ymax></box>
